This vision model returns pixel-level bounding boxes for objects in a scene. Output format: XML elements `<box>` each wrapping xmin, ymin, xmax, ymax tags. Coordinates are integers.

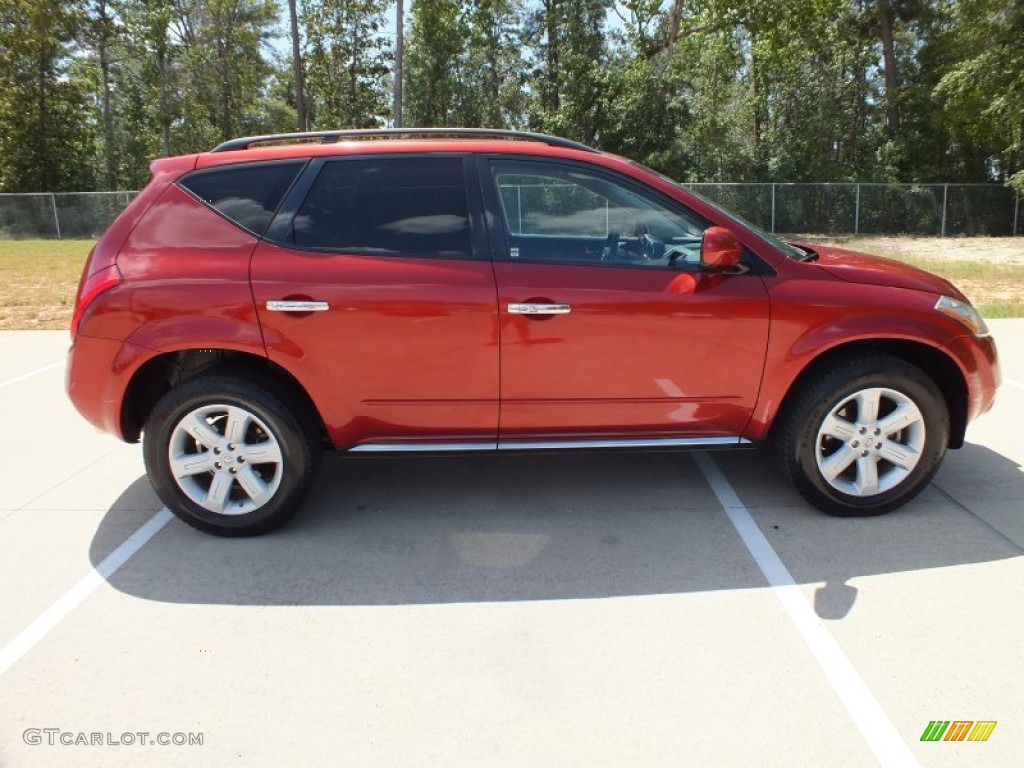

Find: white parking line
<box><xmin>0</xmin><ymin>360</ymin><xmax>63</xmax><ymax>390</ymax></box>
<box><xmin>0</xmin><ymin>508</ymin><xmax>173</xmax><ymax>677</ymax></box>
<box><xmin>693</xmin><ymin>453</ymin><xmax>921</xmax><ymax>768</ymax></box>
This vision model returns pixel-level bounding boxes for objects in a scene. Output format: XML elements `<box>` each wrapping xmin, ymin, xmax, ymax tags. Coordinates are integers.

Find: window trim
<box><xmin>177</xmin><ymin>158</ymin><xmax>309</xmax><ymax>239</ymax></box>
<box><xmin>264</xmin><ymin>153</ymin><xmax>486</xmax><ymax>262</ymax></box>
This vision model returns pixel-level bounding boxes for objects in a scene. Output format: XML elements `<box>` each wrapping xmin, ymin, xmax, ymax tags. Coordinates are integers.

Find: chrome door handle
<box><xmin>266</xmin><ymin>300</ymin><xmax>330</xmax><ymax>312</ymax></box>
<box><xmin>507</xmin><ymin>303</ymin><xmax>572</xmax><ymax>315</ymax></box>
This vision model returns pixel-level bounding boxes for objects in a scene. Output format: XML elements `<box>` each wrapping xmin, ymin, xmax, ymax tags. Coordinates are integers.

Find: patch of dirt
<box><xmin>788</xmin><ymin>235</ymin><xmax>1024</xmax><ymax>264</ymax></box>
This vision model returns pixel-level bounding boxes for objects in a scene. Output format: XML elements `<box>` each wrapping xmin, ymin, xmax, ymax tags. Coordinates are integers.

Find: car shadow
<box><xmin>90</xmin><ymin>443</ymin><xmax>1023</xmax><ymax>617</ymax></box>
<box><xmin>714</xmin><ymin>440</ymin><xmax>1024</xmax><ymax>618</ymax></box>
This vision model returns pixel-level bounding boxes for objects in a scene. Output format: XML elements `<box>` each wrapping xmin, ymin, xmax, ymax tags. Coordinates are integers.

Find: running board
<box><xmin>350</xmin><ymin>442</ymin><xmax>497</xmax><ymax>453</ymax></box>
<box><xmin>348</xmin><ymin>437</ymin><xmax>751</xmax><ymax>453</ymax></box>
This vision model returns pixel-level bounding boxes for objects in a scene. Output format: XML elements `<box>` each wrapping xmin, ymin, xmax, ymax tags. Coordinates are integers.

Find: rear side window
<box><xmin>179</xmin><ymin>160</ymin><xmax>305</xmax><ymax>236</ymax></box>
<box><xmin>291</xmin><ymin>156</ymin><xmax>472</xmax><ymax>257</ymax></box>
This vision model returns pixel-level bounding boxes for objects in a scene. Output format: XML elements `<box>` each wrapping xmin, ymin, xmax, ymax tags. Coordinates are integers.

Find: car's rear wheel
<box><xmin>776</xmin><ymin>356</ymin><xmax>949</xmax><ymax>516</ymax></box>
<box><xmin>143</xmin><ymin>375</ymin><xmax>320</xmax><ymax>536</ymax></box>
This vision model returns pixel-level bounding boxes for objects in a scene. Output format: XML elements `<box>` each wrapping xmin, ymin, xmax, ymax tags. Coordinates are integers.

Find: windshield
<box><xmin>628</xmin><ymin>162</ymin><xmax>808</xmax><ymax>260</ymax></box>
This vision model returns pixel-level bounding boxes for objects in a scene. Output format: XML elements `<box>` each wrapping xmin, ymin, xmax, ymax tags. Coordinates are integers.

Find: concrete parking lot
<box><xmin>1</xmin><ymin>325</ymin><xmax>1022</xmax><ymax>767</ymax></box>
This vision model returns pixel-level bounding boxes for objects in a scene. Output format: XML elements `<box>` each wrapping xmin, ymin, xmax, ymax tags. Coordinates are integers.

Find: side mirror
<box><xmin>700</xmin><ymin>226</ymin><xmax>743</xmax><ymax>270</ymax></box>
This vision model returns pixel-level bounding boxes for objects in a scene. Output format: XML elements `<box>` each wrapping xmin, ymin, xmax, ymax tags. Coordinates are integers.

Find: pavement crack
<box><xmin>932</xmin><ymin>482</ymin><xmax>1024</xmax><ymax>555</ymax></box>
<box><xmin>13</xmin><ymin>445</ymin><xmax>124</xmax><ymax>513</ymax></box>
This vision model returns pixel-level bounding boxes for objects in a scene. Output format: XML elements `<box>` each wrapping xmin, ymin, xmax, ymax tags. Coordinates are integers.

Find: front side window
<box><xmin>491</xmin><ymin>159</ymin><xmax>707</xmax><ymax>267</ymax></box>
<box><xmin>292</xmin><ymin>156</ymin><xmax>472</xmax><ymax>257</ymax></box>
<box><xmin>179</xmin><ymin>160</ymin><xmax>305</xmax><ymax>236</ymax></box>
<box><xmin>629</xmin><ymin>160</ymin><xmax>805</xmax><ymax>259</ymax></box>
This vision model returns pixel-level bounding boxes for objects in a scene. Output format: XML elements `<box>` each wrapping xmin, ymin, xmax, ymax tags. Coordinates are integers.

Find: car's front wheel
<box><xmin>776</xmin><ymin>356</ymin><xmax>950</xmax><ymax>516</ymax></box>
<box><xmin>143</xmin><ymin>375</ymin><xmax>320</xmax><ymax>536</ymax></box>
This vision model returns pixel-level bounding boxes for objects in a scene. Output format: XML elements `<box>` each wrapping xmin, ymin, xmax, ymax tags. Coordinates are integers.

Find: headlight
<box><xmin>935</xmin><ymin>295</ymin><xmax>989</xmax><ymax>336</ymax></box>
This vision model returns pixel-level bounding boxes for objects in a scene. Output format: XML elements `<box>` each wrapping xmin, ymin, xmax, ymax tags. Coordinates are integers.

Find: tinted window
<box><xmin>492</xmin><ymin>159</ymin><xmax>706</xmax><ymax>267</ymax></box>
<box><xmin>292</xmin><ymin>157</ymin><xmax>472</xmax><ymax>257</ymax></box>
<box><xmin>498</xmin><ymin>173</ymin><xmax>610</xmax><ymax>237</ymax></box>
<box><xmin>180</xmin><ymin>160</ymin><xmax>304</xmax><ymax>236</ymax></box>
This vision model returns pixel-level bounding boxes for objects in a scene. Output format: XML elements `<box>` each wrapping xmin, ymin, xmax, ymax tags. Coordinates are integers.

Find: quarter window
<box><xmin>179</xmin><ymin>160</ymin><xmax>305</xmax><ymax>236</ymax></box>
<box><xmin>292</xmin><ymin>157</ymin><xmax>472</xmax><ymax>257</ymax></box>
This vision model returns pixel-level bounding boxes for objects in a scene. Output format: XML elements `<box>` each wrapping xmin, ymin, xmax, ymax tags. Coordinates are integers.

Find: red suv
<box><xmin>66</xmin><ymin>129</ymin><xmax>1000</xmax><ymax>535</ymax></box>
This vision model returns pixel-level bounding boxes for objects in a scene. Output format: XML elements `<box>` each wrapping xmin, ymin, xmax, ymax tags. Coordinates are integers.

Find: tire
<box><xmin>775</xmin><ymin>355</ymin><xmax>949</xmax><ymax>516</ymax></box>
<box><xmin>143</xmin><ymin>374</ymin><xmax>321</xmax><ymax>536</ymax></box>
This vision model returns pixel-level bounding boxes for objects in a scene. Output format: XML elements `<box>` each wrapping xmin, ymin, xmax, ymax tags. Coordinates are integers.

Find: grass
<box><xmin>0</xmin><ymin>236</ymin><xmax>1021</xmax><ymax>330</ymax></box>
<box><xmin>0</xmin><ymin>239</ymin><xmax>93</xmax><ymax>330</ymax></box>
<box><xmin>889</xmin><ymin>257</ymin><xmax>1024</xmax><ymax>318</ymax></box>
<box><xmin>803</xmin><ymin>236</ymin><xmax>1024</xmax><ymax>318</ymax></box>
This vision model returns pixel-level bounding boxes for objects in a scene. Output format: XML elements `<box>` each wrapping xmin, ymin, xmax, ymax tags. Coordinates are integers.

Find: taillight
<box><xmin>71</xmin><ymin>264</ymin><xmax>122</xmax><ymax>340</ymax></box>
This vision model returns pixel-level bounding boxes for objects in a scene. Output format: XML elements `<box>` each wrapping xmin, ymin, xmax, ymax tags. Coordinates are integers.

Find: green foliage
<box><xmin>1008</xmin><ymin>172</ymin><xmax>1024</xmax><ymax>196</ymax></box>
<box><xmin>933</xmin><ymin>0</ymin><xmax>1024</xmax><ymax>180</ymax></box>
<box><xmin>403</xmin><ymin>0</ymin><xmax>527</xmax><ymax>128</ymax></box>
<box><xmin>0</xmin><ymin>0</ymin><xmax>94</xmax><ymax>191</ymax></box>
<box><xmin>598</xmin><ymin>53</ymin><xmax>692</xmax><ymax>179</ymax></box>
<box><xmin>0</xmin><ymin>0</ymin><xmax>1021</xmax><ymax>191</ymax></box>
<box><xmin>458</xmin><ymin>0</ymin><xmax>530</xmax><ymax>128</ymax></box>
<box><xmin>403</xmin><ymin>0</ymin><xmax>465</xmax><ymax>126</ymax></box>
<box><xmin>527</xmin><ymin>0</ymin><xmax>611</xmax><ymax>144</ymax></box>
<box><xmin>175</xmin><ymin>0</ymin><xmax>281</xmax><ymax>144</ymax></box>
<box><xmin>303</xmin><ymin>0</ymin><xmax>391</xmax><ymax>128</ymax></box>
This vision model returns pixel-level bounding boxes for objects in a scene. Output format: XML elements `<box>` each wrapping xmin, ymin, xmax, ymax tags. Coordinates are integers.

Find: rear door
<box><xmin>251</xmin><ymin>154</ymin><xmax>499</xmax><ymax>448</ymax></box>
<box><xmin>482</xmin><ymin>156</ymin><xmax>771</xmax><ymax>442</ymax></box>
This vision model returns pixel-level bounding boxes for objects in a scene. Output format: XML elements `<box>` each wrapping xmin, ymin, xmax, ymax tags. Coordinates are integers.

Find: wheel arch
<box><xmin>769</xmin><ymin>339</ymin><xmax>968</xmax><ymax>449</ymax></box>
<box><xmin>121</xmin><ymin>348</ymin><xmax>328</xmax><ymax>446</ymax></box>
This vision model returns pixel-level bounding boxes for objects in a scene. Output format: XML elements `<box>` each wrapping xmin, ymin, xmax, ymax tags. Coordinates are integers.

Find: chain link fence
<box><xmin>0</xmin><ymin>184</ymin><xmax>1020</xmax><ymax>239</ymax></box>
<box><xmin>0</xmin><ymin>192</ymin><xmax>137</xmax><ymax>239</ymax></box>
<box><xmin>686</xmin><ymin>183</ymin><xmax>1021</xmax><ymax>236</ymax></box>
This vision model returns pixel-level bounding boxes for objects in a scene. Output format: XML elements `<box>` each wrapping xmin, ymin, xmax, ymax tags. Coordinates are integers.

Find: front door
<box><xmin>483</xmin><ymin>157</ymin><xmax>770</xmax><ymax>442</ymax></box>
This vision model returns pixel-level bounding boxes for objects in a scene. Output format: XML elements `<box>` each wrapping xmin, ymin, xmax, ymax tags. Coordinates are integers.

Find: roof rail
<box><xmin>211</xmin><ymin>128</ymin><xmax>598</xmax><ymax>154</ymax></box>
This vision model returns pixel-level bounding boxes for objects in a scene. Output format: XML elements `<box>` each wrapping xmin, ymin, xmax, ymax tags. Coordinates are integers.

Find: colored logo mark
<box><xmin>920</xmin><ymin>720</ymin><xmax>996</xmax><ymax>742</ymax></box>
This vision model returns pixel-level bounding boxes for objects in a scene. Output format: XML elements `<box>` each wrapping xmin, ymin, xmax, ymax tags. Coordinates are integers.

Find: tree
<box><xmin>4</xmin><ymin>0</ymin><xmax>1024</xmax><ymax>192</ymax></box>
<box><xmin>172</xmin><ymin>0</ymin><xmax>280</xmax><ymax>145</ymax></box>
<box><xmin>287</xmin><ymin>0</ymin><xmax>307</xmax><ymax>130</ymax></box>
<box><xmin>121</xmin><ymin>0</ymin><xmax>180</xmax><ymax>159</ymax></box>
<box><xmin>596</xmin><ymin>1</ymin><xmax>693</xmax><ymax>177</ymax></box>
<box><xmin>403</xmin><ymin>0</ymin><xmax>464</xmax><ymax>126</ymax></box>
<box><xmin>934</xmin><ymin>0</ymin><xmax>1024</xmax><ymax>182</ymax></box>
<box><xmin>80</xmin><ymin>0</ymin><xmax>123</xmax><ymax>189</ymax></box>
<box><xmin>457</xmin><ymin>0</ymin><xmax>528</xmax><ymax>128</ymax></box>
<box><xmin>403</xmin><ymin>0</ymin><xmax>526</xmax><ymax>128</ymax></box>
<box><xmin>303</xmin><ymin>0</ymin><xmax>391</xmax><ymax>128</ymax></box>
<box><xmin>0</xmin><ymin>0</ymin><xmax>94</xmax><ymax>191</ymax></box>
<box><xmin>528</xmin><ymin>0</ymin><xmax>611</xmax><ymax>144</ymax></box>
<box><xmin>877</xmin><ymin>0</ymin><xmax>900</xmax><ymax>132</ymax></box>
